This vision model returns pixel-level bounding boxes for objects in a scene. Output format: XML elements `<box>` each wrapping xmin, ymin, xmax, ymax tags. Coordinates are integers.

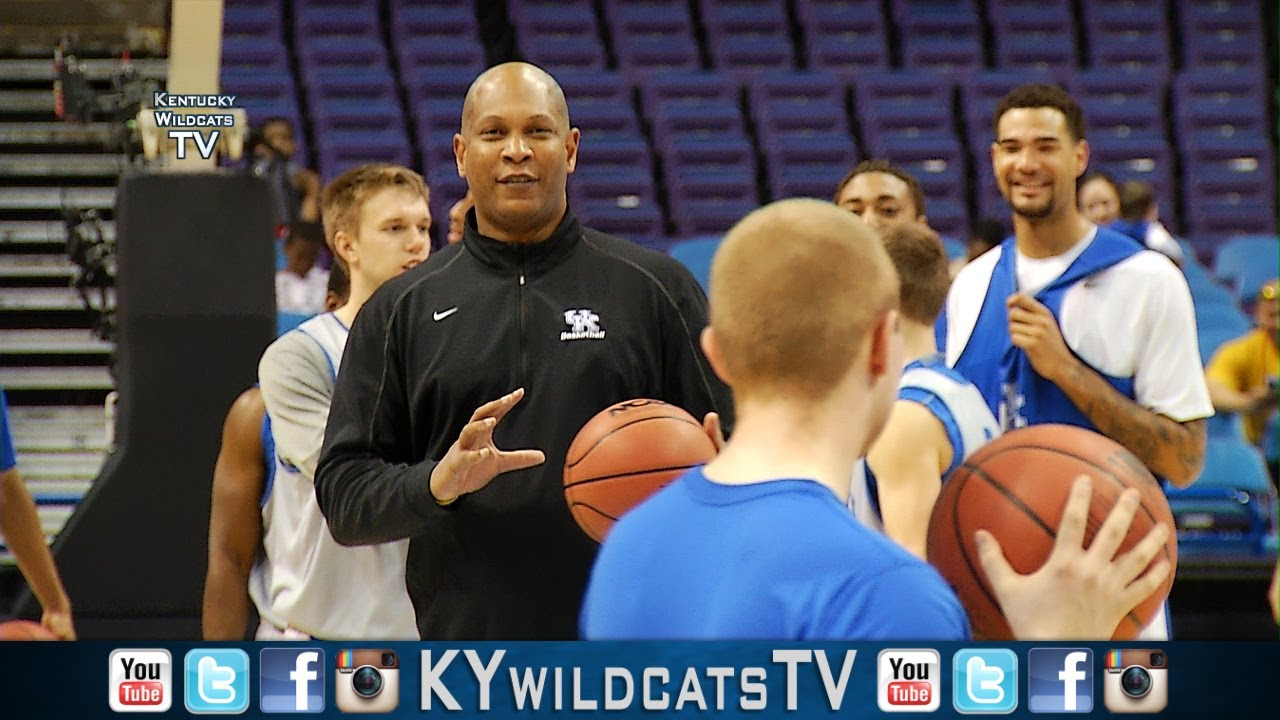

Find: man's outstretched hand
<box><xmin>429</xmin><ymin>388</ymin><xmax>546</xmax><ymax>505</ymax></box>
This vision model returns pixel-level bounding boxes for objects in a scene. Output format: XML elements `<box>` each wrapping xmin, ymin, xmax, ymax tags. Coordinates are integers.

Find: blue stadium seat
<box><xmin>1165</xmin><ymin>437</ymin><xmax>1277</xmax><ymax>559</ymax></box>
<box><xmin>1212</xmin><ymin>236</ymin><xmax>1280</xmax><ymax>295</ymax></box>
<box><xmin>669</xmin><ymin>236</ymin><xmax>723</xmax><ymax>292</ymax></box>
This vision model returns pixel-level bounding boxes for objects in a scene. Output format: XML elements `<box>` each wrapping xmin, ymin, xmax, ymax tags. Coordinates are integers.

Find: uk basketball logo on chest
<box><xmin>561</xmin><ymin>309</ymin><xmax>606</xmax><ymax>341</ymax></box>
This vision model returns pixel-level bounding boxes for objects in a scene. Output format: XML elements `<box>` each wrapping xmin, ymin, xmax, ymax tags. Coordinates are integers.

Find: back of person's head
<box><xmin>1117</xmin><ymin>180</ymin><xmax>1156</xmax><ymax>221</ymax></box>
<box><xmin>833</xmin><ymin>158</ymin><xmax>928</xmax><ymax>219</ymax></box>
<box><xmin>320</xmin><ymin>164</ymin><xmax>430</xmax><ymax>272</ymax></box>
<box><xmin>325</xmin><ymin>261</ymin><xmax>350</xmax><ymax>310</ymax></box>
<box><xmin>994</xmin><ymin>83</ymin><xmax>1086</xmax><ymax>142</ymax></box>
<box><xmin>880</xmin><ymin>223</ymin><xmax>951</xmax><ymax>326</ymax></box>
<box><xmin>708</xmin><ymin>199</ymin><xmax>899</xmax><ymax>402</ymax></box>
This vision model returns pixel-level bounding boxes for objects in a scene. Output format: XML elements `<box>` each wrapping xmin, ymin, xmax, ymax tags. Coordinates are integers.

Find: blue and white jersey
<box><xmin>250</xmin><ymin>312</ymin><xmax>418</xmax><ymax>640</ymax></box>
<box><xmin>849</xmin><ymin>356</ymin><xmax>1001</xmax><ymax>531</ymax></box>
<box><xmin>946</xmin><ymin>227</ymin><xmax>1211</xmax><ymax>433</ymax></box>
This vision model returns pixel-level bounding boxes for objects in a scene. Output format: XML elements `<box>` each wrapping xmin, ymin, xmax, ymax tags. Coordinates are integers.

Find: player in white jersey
<box><xmin>203</xmin><ymin>164</ymin><xmax>430</xmax><ymax>640</ymax></box>
<box><xmin>847</xmin><ymin>223</ymin><xmax>1000</xmax><ymax>558</ymax></box>
<box><xmin>947</xmin><ymin>85</ymin><xmax>1212</xmax><ymax>639</ymax></box>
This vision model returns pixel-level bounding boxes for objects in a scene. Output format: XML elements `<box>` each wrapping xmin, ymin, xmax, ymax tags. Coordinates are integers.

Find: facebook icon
<box><xmin>1028</xmin><ymin>648</ymin><xmax>1093</xmax><ymax>713</ymax></box>
<box><xmin>260</xmin><ymin>648</ymin><xmax>324</xmax><ymax>713</ymax></box>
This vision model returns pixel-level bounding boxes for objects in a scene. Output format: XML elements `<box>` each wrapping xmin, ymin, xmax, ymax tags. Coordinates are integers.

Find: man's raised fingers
<box><xmin>1087</xmin><ymin>488</ymin><xmax>1141</xmax><ymax>561</ymax></box>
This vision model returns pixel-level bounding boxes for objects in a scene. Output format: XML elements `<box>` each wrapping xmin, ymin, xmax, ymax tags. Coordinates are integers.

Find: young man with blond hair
<box><xmin>582</xmin><ymin>199</ymin><xmax>1172</xmax><ymax>641</ymax></box>
<box><xmin>204</xmin><ymin>163</ymin><xmax>430</xmax><ymax>640</ymax></box>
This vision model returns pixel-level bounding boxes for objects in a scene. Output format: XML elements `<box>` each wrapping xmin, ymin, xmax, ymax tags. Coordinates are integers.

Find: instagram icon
<box><xmin>1104</xmin><ymin>649</ymin><xmax>1168</xmax><ymax>714</ymax></box>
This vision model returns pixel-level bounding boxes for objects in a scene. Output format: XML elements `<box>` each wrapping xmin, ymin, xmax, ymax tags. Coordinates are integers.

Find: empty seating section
<box><xmin>217</xmin><ymin>0</ymin><xmax>1276</xmax><ymax>250</ymax></box>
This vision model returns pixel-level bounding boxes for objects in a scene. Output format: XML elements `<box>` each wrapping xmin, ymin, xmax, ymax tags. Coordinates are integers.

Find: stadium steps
<box><xmin>0</xmin><ymin>52</ymin><xmax>141</xmax><ymax>566</ymax></box>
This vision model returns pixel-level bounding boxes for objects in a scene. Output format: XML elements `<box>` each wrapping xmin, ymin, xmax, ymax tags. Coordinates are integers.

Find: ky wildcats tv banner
<box><xmin>0</xmin><ymin>640</ymin><xmax>1276</xmax><ymax>718</ymax></box>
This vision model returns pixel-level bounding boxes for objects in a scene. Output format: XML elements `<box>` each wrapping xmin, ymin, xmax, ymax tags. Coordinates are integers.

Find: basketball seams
<box><xmin>564</xmin><ymin>464</ymin><xmax>703</xmax><ymax>488</ymax></box>
<box><xmin>961</xmin><ymin>452</ymin><xmax>1153</xmax><ymax>634</ymax></box>
<box><xmin>963</xmin><ymin>443</ymin><xmax>1171</xmax><ymax>564</ymax></box>
<box><xmin>946</xmin><ymin>467</ymin><xmax>1009</xmax><ymax>636</ymax></box>
<box><xmin>565</xmin><ymin>414</ymin><xmax>705</xmax><ymax>468</ymax></box>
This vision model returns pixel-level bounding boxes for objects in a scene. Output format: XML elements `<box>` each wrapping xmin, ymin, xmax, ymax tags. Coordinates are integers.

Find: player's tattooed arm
<box><xmin>1058</xmin><ymin>361</ymin><xmax>1206</xmax><ymax>487</ymax></box>
<box><xmin>1008</xmin><ymin>293</ymin><xmax>1206</xmax><ymax>486</ymax></box>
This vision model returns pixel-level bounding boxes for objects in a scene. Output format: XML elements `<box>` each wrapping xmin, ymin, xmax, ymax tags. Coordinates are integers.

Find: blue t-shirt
<box><xmin>1</xmin><ymin>388</ymin><xmax>16</xmax><ymax>472</ymax></box>
<box><xmin>581</xmin><ymin>468</ymin><xmax>970</xmax><ymax>640</ymax></box>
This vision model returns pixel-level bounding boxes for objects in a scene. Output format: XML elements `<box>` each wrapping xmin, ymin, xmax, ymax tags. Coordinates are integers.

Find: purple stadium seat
<box><xmin>854</xmin><ymin>69</ymin><xmax>952</xmax><ymax>107</ymax></box>
<box><xmin>575</xmin><ymin>200</ymin><xmax>666</xmax><ymax>241</ymax></box>
<box><xmin>747</xmin><ymin>69</ymin><xmax>846</xmax><ymax>108</ymax></box>
<box><xmin>550</xmin><ymin>71</ymin><xmax>630</xmax><ymax>106</ymax></box>
<box><xmin>756</xmin><ymin>103</ymin><xmax>850</xmax><ymax>137</ymax></box>
<box><xmin>805</xmin><ymin>33</ymin><xmax>890</xmax><ymax>75</ymax></box>
<box><xmin>652</xmin><ymin>105</ymin><xmax>748</xmax><ymax>147</ymax></box>
<box><xmin>639</xmin><ymin>73</ymin><xmax>738</xmax><ymax>120</ymax></box>
<box><xmin>1087</xmin><ymin>32</ymin><xmax>1170</xmax><ymax>77</ymax></box>
<box><xmin>987</xmin><ymin>1</ymin><xmax>1072</xmax><ymax>33</ymax></box>
<box><xmin>571</xmin><ymin>102</ymin><xmax>642</xmax><ymax>138</ymax></box>
<box><xmin>389</xmin><ymin>2</ymin><xmax>475</xmax><ymax>38</ymax></box>
<box><xmin>317</xmin><ymin>129</ymin><xmax>413</xmax><ymax>180</ymax></box>
<box><xmin>705</xmin><ymin>34</ymin><xmax>795</xmax><ymax>81</ymax></box>
<box><xmin>570</xmin><ymin>167</ymin><xmax>657</xmax><ymax>206</ymax></box>
<box><xmin>1080</xmin><ymin>97</ymin><xmax>1165</xmax><ymax>140</ymax></box>
<box><xmin>613</xmin><ymin>36</ymin><xmax>701</xmax><ymax>77</ymax></box>
<box><xmin>515</xmin><ymin>5</ymin><xmax>607</xmax><ymax>71</ymax></box>
<box><xmin>864</xmin><ymin>135</ymin><xmax>965</xmax><ymax>182</ymax></box>
<box><xmin>896</xmin><ymin>3</ymin><xmax>984</xmax><ymax>71</ymax></box>
<box><xmin>1071</xmin><ymin>69</ymin><xmax>1163</xmax><ymax>106</ymax></box>
<box><xmin>995</xmin><ymin>32</ymin><xmax>1078</xmax><ymax>73</ymax></box>
<box><xmin>1182</xmin><ymin>28</ymin><xmax>1265</xmax><ymax>69</ymax></box>
<box><xmin>699</xmin><ymin>0</ymin><xmax>788</xmax><ymax>35</ymax></box>
<box><xmin>293</xmin><ymin>0</ymin><xmax>380</xmax><ymax>38</ymax></box>
<box><xmin>1182</xmin><ymin>136</ymin><xmax>1277</xmax><ymax>203</ymax></box>
<box><xmin>312</xmin><ymin>102</ymin><xmax>406</xmax><ymax>134</ymax></box>
<box><xmin>396</xmin><ymin>36</ymin><xmax>486</xmax><ymax>73</ymax></box>
<box><xmin>768</xmin><ymin>170</ymin><xmax>848</xmax><ymax>201</ymax></box>
<box><xmin>762</xmin><ymin>134</ymin><xmax>859</xmax><ymax>175</ymax></box>
<box><xmin>404</xmin><ymin>65</ymin><xmax>486</xmax><ymax>110</ymax></box>
<box><xmin>794</xmin><ymin>0</ymin><xmax>883</xmax><ymax>34</ymax></box>
<box><xmin>221</xmin><ymin>38</ymin><xmax>291</xmax><ymax>74</ymax></box>
<box><xmin>1185</xmin><ymin>200</ymin><xmax>1277</xmax><ymax>240</ymax></box>
<box><xmin>223</xmin><ymin>5</ymin><xmax>283</xmax><ymax>39</ymax></box>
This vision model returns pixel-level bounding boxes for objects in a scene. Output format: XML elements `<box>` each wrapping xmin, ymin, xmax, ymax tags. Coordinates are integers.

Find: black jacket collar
<box><xmin>462</xmin><ymin>207</ymin><xmax>582</xmax><ymax>276</ymax></box>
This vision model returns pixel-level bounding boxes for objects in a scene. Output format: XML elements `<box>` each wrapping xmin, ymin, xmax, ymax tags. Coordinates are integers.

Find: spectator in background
<box><xmin>1113</xmin><ymin>180</ymin><xmax>1185</xmax><ymax>266</ymax></box>
<box><xmin>275</xmin><ymin>223</ymin><xmax>330</xmax><ymax>316</ymax></box>
<box><xmin>952</xmin><ymin>217</ymin><xmax>1006</xmax><ymax>276</ymax></box>
<box><xmin>447</xmin><ymin>190</ymin><xmax>474</xmax><ymax>244</ymax></box>
<box><xmin>324</xmin><ymin>260</ymin><xmax>349</xmax><ymax>313</ymax></box>
<box><xmin>1205</xmin><ymin>279</ymin><xmax>1280</xmax><ymax>482</ymax></box>
<box><xmin>1078</xmin><ymin>170</ymin><xmax>1120</xmax><ymax>225</ymax></box>
<box><xmin>834</xmin><ymin>159</ymin><xmax>929</xmax><ymax>233</ymax></box>
<box><xmin>251</xmin><ymin>117</ymin><xmax>322</xmax><ymax>227</ymax></box>
<box><xmin>0</xmin><ymin>387</ymin><xmax>75</xmax><ymax>639</ymax></box>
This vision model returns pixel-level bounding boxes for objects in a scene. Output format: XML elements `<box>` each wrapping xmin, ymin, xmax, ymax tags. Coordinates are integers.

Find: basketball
<box><xmin>0</xmin><ymin>620</ymin><xmax>57</xmax><ymax>641</ymax></box>
<box><xmin>926</xmin><ymin>424</ymin><xmax>1178</xmax><ymax>640</ymax></box>
<box><xmin>564</xmin><ymin>399</ymin><xmax>718</xmax><ymax>543</ymax></box>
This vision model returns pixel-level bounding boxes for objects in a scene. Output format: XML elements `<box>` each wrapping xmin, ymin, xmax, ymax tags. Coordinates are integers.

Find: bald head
<box><xmin>708</xmin><ymin>199</ymin><xmax>900</xmax><ymax>402</ymax></box>
<box><xmin>462</xmin><ymin>62</ymin><xmax>570</xmax><ymax>132</ymax></box>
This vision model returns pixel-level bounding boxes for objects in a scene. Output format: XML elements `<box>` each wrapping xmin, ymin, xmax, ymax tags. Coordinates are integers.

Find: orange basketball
<box><xmin>0</xmin><ymin>620</ymin><xmax>57</xmax><ymax>641</ymax></box>
<box><xmin>927</xmin><ymin>424</ymin><xmax>1177</xmax><ymax>640</ymax></box>
<box><xmin>564</xmin><ymin>399</ymin><xmax>717</xmax><ymax>543</ymax></box>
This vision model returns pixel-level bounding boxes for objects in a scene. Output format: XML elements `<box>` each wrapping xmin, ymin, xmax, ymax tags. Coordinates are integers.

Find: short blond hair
<box><xmin>320</xmin><ymin>164</ymin><xmax>430</xmax><ymax>272</ymax></box>
<box><xmin>879</xmin><ymin>222</ymin><xmax>951</xmax><ymax>325</ymax></box>
<box><xmin>709</xmin><ymin>199</ymin><xmax>899</xmax><ymax>402</ymax></box>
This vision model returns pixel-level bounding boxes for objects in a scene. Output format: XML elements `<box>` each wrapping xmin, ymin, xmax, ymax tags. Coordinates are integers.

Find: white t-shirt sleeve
<box><xmin>1129</xmin><ymin>257</ymin><xmax>1213</xmax><ymax>422</ymax></box>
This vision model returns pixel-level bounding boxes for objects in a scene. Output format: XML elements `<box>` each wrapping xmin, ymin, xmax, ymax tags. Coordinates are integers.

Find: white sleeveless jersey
<box><xmin>249</xmin><ymin>313</ymin><xmax>418</xmax><ymax>639</ymax></box>
<box><xmin>849</xmin><ymin>358</ymin><xmax>1000</xmax><ymax>533</ymax></box>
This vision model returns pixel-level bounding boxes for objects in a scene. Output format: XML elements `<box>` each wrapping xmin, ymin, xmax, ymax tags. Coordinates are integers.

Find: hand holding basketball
<box><xmin>976</xmin><ymin>475</ymin><xmax>1173</xmax><ymax>640</ymax></box>
<box><xmin>430</xmin><ymin>388</ymin><xmax>546</xmax><ymax>505</ymax></box>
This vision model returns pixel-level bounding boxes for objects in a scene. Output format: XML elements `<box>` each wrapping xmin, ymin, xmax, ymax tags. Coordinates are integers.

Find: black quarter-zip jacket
<box><xmin>316</xmin><ymin>209</ymin><xmax>734</xmax><ymax>639</ymax></box>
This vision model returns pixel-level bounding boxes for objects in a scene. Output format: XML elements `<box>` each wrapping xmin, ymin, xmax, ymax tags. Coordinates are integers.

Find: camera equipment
<box><xmin>62</xmin><ymin>202</ymin><xmax>117</xmax><ymax>346</ymax></box>
<box><xmin>1120</xmin><ymin>666</ymin><xmax>1152</xmax><ymax>698</ymax></box>
<box><xmin>352</xmin><ymin>667</ymin><xmax>383</xmax><ymax>698</ymax></box>
<box><xmin>54</xmin><ymin>37</ymin><xmax>157</xmax><ymax>160</ymax></box>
